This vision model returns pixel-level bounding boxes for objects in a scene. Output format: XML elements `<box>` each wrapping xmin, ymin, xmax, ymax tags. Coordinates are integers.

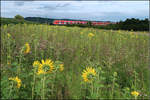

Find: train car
<box><xmin>92</xmin><ymin>21</ymin><xmax>111</xmax><ymax>26</ymax></box>
<box><xmin>53</xmin><ymin>20</ymin><xmax>113</xmax><ymax>26</ymax></box>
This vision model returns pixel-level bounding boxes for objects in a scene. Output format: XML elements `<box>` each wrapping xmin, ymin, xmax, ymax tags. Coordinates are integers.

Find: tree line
<box><xmin>109</xmin><ymin>18</ymin><xmax>149</xmax><ymax>31</ymax></box>
<box><xmin>1</xmin><ymin>15</ymin><xmax>38</xmax><ymax>25</ymax></box>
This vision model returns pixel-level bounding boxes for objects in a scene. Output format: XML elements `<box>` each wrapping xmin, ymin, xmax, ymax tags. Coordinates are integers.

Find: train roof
<box><xmin>53</xmin><ymin>19</ymin><xmax>113</xmax><ymax>23</ymax></box>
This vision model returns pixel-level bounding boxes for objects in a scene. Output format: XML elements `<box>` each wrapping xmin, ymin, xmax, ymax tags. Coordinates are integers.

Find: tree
<box><xmin>87</xmin><ymin>21</ymin><xmax>92</xmax><ymax>26</ymax></box>
<box><xmin>14</xmin><ymin>15</ymin><xmax>24</xmax><ymax>20</ymax></box>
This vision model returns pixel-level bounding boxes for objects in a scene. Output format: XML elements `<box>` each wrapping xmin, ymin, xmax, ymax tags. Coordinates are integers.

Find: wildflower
<box><xmin>136</xmin><ymin>35</ymin><xmax>138</xmax><ymax>39</ymax></box>
<box><xmin>7</xmin><ymin>33</ymin><xmax>11</xmax><ymax>38</ymax></box>
<box><xmin>37</xmin><ymin>59</ymin><xmax>54</xmax><ymax>75</ymax></box>
<box><xmin>7</xmin><ymin>61</ymin><xmax>11</xmax><ymax>65</ymax></box>
<box><xmin>24</xmin><ymin>43</ymin><xmax>30</xmax><ymax>54</ymax></box>
<box><xmin>59</xmin><ymin>64</ymin><xmax>64</xmax><ymax>71</ymax></box>
<box><xmin>9</xmin><ymin>76</ymin><xmax>21</xmax><ymax>88</ymax></box>
<box><xmin>131</xmin><ymin>91</ymin><xmax>140</xmax><ymax>97</ymax></box>
<box><xmin>37</xmin><ymin>69</ymin><xmax>45</xmax><ymax>75</ymax></box>
<box><xmin>33</xmin><ymin>60</ymin><xmax>40</xmax><ymax>67</ymax></box>
<box><xmin>88</xmin><ymin>33</ymin><xmax>94</xmax><ymax>38</ymax></box>
<box><xmin>113</xmin><ymin>72</ymin><xmax>117</xmax><ymax>77</ymax></box>
<box><xmin>80</xmin><ymin>32</ymin><xmax>84</xmax><ymax>35</ymax></box>
<box><xmin>82</xmin><ymin>67</ymin><xmax>96</xmax><ymax>83</ymax></box>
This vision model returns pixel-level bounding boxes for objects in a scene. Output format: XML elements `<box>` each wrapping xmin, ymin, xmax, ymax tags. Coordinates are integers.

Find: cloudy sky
<box><xmin>1</xmin><ymin>0</ymin><xmax>149</xmax><ymax>22</ymax></box>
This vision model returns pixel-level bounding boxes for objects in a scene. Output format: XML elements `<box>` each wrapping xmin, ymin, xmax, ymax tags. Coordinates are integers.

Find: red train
<box><xmin>53</xmin><ymin>20</ymin><xmax>115</xmax><ymax>26</ymax></box>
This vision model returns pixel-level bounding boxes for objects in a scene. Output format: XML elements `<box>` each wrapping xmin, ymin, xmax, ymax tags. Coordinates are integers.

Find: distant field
<box><xmin>1</xmin><ymin>24</ymin><xmax>149</xmax><ymax>99</ymax></box>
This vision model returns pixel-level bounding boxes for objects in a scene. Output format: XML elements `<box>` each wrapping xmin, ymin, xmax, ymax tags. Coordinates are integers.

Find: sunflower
<box><xmin>131</xmin><ymin>91</ymin><xmax>140</xmax><ymax>97</ymax></box>
<box><xmin>82</xmin><ymin>67</ymin><xmax>96</xmax><ymax>83</ymax></box>
<box><xmin>24</xmin><ymin>43</ymin><xmax>30</xmax><ymax>54</ymax></box>
<box><xmin>88</xmin><ymin>33</ymin><xmax>94</xmax><ymax>38</ymax></box>
<box><xmin>59</xmin><ymin>64</ymin><xmax>64</xmax><ymax>71</ymax></box>
<box><xmin>9</xmin><ymin>76</ymin><xmax>21</xmax><ymax>88</ymax></box>
<box><xmin>33</xmin><ymin>60</ymin><xmax>40</xmax><ymax>67</ymax></box>
<box><xmin>37</xmin><ymin>59</ymin><xmax>54</xmax><ymax>75</ymax></box>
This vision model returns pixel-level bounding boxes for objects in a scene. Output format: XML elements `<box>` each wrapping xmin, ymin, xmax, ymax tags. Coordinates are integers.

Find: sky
<box><xmin>1</xmin><ymin>0</ymin><xmax>149</xmax><ymax>22</ymax></box>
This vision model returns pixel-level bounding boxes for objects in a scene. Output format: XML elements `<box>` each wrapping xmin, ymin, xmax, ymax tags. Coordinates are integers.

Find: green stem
<box><xmin>135</xmin><ymin>96</ymin><xmax>137</xmax><ymax>100</ymax></box>
<box><xmin>51</xmin><ymin>73</ymin><xmax>55</xmax><ymax>97</ymax></box>
<box><xmin>97</xmin><ymin>72</ymin><xmax>100</xmax><ymax>98</ymax></box>
<box><xmin>32</xmin><ymin>41</ymin><xmax>37</xmax><ymax>99</ymax></box>
<box><xmin>42</xmin><ymin>74</ymin><xmax>45</xmax><ymax>99</ymax></box>
<box><xmin>85</xmin><ymin>83</ymin><xmax>87</xmax><ymax>99</ymax></box>
<box><xmin>34</xmin><ymin>40</ymin><xmax>37</xmax><ymax>59</ymax></box>
<box><xmin>91</xmin><ymin>82</ymin><xmax>94</xmax><ymax>96</ymax></box>
<box><xmin>9</xmin><ymin>81</ymin><xmax>13</xmax><ymax>99</ymax></box>
<box><xmin>134</xmin><ymin>72</ymin><xmax>136</xmax><ymax>90</ymax></box>
<box><xmin>18</xmin><ymin>50</ymin><xmax>23</xmax><ymax>76</ymax></box>
<box><xmin>112</xmin><ymin>78</ymin><xmax>115</xmax><ymax>99</ymax></box>
<box><xmin>32</xmin><ymin>69</ymin><xmax>36</xmax><ymax>99</ymax></box>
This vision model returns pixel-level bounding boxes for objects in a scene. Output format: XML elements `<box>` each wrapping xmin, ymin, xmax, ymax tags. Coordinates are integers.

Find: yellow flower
<box><xmin>7</xmin><ymin>33</ymin><xmax>11</xmax><ymax>38</ymax></box>
<box><xmin>59</xmin><ymin>64</ymin><xmax>64</xmax><ymax>71</ymax></box>
<box><xmin>136</xmin><ymin>35</ymin><xmax>138</xmax><ymax>39</ymax></box>
<box><xmin>37</xmin><ymin>59</ymin><xmax>54</xmax><ymax>75</ymax></box>
<box><xmin>7</xmin><ymin>61</ymin><xmax>11</xmax><ymax>65</ymax></box>
<box><xmin>24</xmin><ymin>43</ymin><xmax>30</xmax><ymax>54</ymax></box>
<box><xmin>82</xmin><ymin>67</ymin><xmax>96</xmax><ymax>83</ymax></box>
<box><xmin>9</xmin><ymin>76</ymin><xmax>21</xmax><ymax>88</ymax></box>
<box><xmin>37</xmin><ymin>69</ymin><xmax>45</xmax><ymax>75</ymax></box>
<box><xmin>88</xmin><ymin>33</ymin><xmax>94</xmax><ymax>38</ymax></box>
<box><xmin>113</xmin><ymin>72</ymin><xmax>117</xmax><ymax>77</ymax></box>
<box><xmin>131</xmin><ymin>91</ymin><xmax>140</xmax><ymax>97</ymax></box>
<box><xmin>33</xmin><ymin>60</ymin><xmax>40</xmax><ymax>67</ymax></box>
<box><xmin>130</xmin><ymin>32</ymin><xmax>134</xmax><ymax>35</ymax></box>
<box><xmin>80</xmin><ymin>32</ymin><xmax>84</xmax><ymax>35</ymax></box>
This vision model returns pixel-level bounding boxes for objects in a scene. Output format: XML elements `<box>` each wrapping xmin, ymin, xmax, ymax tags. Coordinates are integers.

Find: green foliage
<box><xmin>14</xmin><ymin>15</ymin><xmax>24</xmax><ymax>20</ymax></box>
<box><xmin>0</xmin><ymin>17</ymin><xmax>38</xmax><ymax>25</ymax></box>
<box><xmin>24</xmin><ymin>17</ymin><xmax>55</xmax><ymax>25</ymax></box>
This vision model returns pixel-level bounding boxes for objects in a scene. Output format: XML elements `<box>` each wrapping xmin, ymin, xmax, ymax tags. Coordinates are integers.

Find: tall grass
<box><xmin>1</xmin><ymin>24</ymin><xmax>149</xmax><ymax>99</ymax></box>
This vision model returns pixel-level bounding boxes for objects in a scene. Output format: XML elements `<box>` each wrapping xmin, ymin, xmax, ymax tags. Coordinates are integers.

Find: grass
<box><xmin>1</xmin><ymin>24</ymin><xmax>149</xmax><ymax>99</ymax></box>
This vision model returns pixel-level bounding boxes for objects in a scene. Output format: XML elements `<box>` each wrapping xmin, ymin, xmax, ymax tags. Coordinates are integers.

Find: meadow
<box><xmin>1</xmin><ymin>24</ymin><xmax>149</xmax><ymax>99</ymax></box>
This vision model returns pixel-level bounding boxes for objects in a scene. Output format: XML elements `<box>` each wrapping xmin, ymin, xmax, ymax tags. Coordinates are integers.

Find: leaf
<box><xmin>90</xmin><ymin>93</ymin><xmax>98</xmax><ymax>99</ymax></box>
<box><xmin>8</xmin><ymin>66</ymin><xmax>17</xmax><ymax>73</ymax></box>
<box><xmin>11</xmin><ymin>62</ymin><xmax>18</xmax><ymax>67</ymax></box>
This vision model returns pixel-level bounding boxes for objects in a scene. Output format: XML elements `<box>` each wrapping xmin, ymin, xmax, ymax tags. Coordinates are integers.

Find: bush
<box><xmin>14</xmin><ymin>15</ymin><xmax>24</xmax><ymax>21</ymax></box>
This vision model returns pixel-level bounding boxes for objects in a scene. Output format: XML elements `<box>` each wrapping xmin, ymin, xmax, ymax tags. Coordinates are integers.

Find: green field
<box><xmin>1</xmin><ymin>24</ymin><xmax>149</xmax><ymax>99</ymax></box>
